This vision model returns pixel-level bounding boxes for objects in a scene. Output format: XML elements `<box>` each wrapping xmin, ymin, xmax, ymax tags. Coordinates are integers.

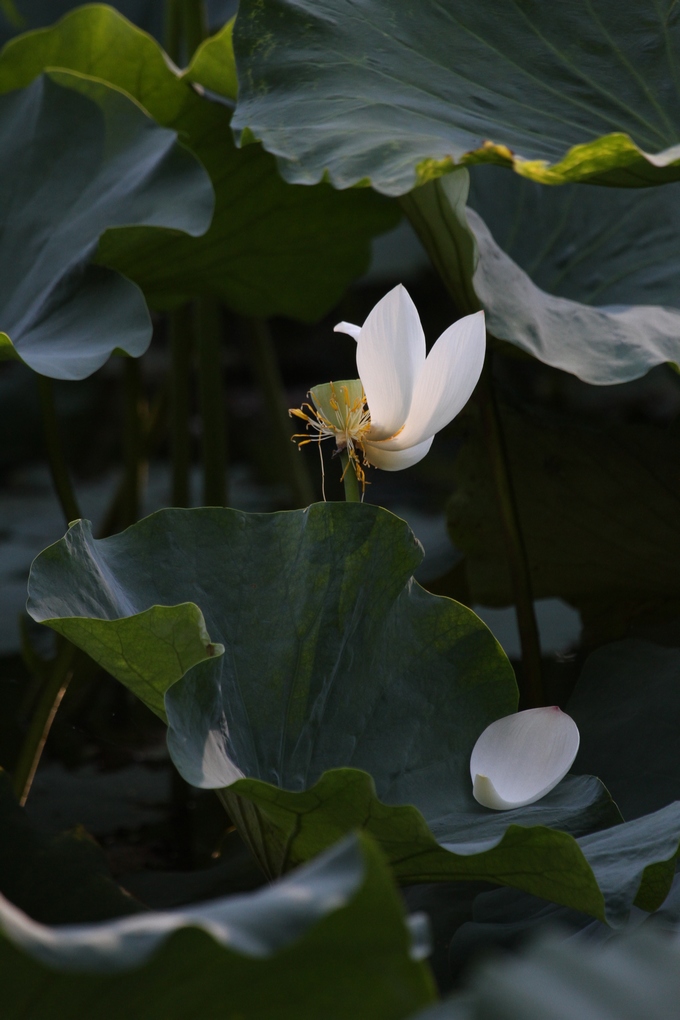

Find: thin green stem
<box><xmin>169</xmin><ymin>305</ymin><xmax>194</xmax><ymax>508</ymax></box>
<box><xmin>164</xmin><ymin>0</ymin><xmax>183</xmax><ymax>62</ymax></box>
<box><xmin>248</xmin><ymin>318</ymin><xmax>315</xmax><ymax>508</ymax></box>
<box><xmin>399</xmin><ymin>191</ymin><xmax>541</xmax><ymax>704</ymax></box>
<box><xmin>122</xmin><ymin>357</ymin><xmax>145</xmax><ymax>525</ymax></box>
<box><xmin>478</xmin><ymin>358</ymin><xmax>544</xmax><ymax>708</ymax></box>
<box><xmin>171</xmin><ymin>766</ymin><xmax>195</xmax><ymax>869</ymax></box>
<box><xmin>164</xmin><ymin>0</ymin><xmax>207</xmax><ymax>64</ymax></box>
<box><xmin>196</xmin><ymin>298</ymin><xmax>227</xmax><ymax>506</ymax></box>
<box><xmin>99</xmin><ymin>384</ymin><xmax>167</xmax><ymax>538</ymax></box>
<box><xmin>13</xmin><ymin>638</ymin><xmax>76</xmax><ymax>806</ymax></box>
<box><xmin>37</xmin><ymin>374</ymin><xmax>81</xmax><ymax>525</ymax></box>
<box><xmin>0</xmin><ymin>0</ymin><xmax>24</xmax><ymax>28</ymax></box>
<box><xmin>340</xmin><ymin>452</ymin><xmax>360</xmax><ymax>502</ymax></box>
<box><xmin>182</xmin><ymin>0</ymin><xmax>208</xmax><ymax>58</ymax></box>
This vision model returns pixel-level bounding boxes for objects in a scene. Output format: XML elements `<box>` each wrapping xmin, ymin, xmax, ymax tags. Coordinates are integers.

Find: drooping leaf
<box><xmin>0</xmin><ymin>770</ymin><xmax>144</xmax><ymax>924</ymax></box>
<box><xmin>0</xmin><ymin>833</ymin><xmax>437</xmax><ymax>1020</ymax></box>
<box><xmin>29</xmin><ymin>503</ymin><xmax>680</xmax><ymax>927</ymax></box>
<box><xmin>0</xmin><ymin>72</ymin><xmax>213</xmax><ymax>379</ymax></box>
<box><xmin>447</xmin><ymin>399</ymin><xmax>680</xmax><ymax>610</ymax></box>
<box><xmin>402</xmin><ymin>168</ymin><xmax>680</xmax><ymax>384</ymax></box>
<box><xmin>0</xmin><ymin>5</ymin><xmax>399</xmax><ymax>320</ymax></box>
<box><xmin>232</xmin><ymin>0</ymin><xmax>680</xmax><ymax>194</ymax></box>
<box><xmin>568</xmin><ymin>640</ymin><xmax>680</xmax><ymax>821</ymax></box>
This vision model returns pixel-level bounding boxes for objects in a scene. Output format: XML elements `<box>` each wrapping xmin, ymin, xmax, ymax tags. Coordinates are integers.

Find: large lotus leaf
<box><xmin>414</xmin><ymin>928</ymin><xmax>680</xmax><ymax>1020</ymax></box>
<box><xmin>0</xmin><ymin>770</ymin><xmax>144</xmax><ymax>925</ymax></box>
<box><xmin>0</xmin><ymin>5</ymin><xmax>398</xmax><ymax>320</ymax></box>
<box><xmin>28</xmin><ymin>502</ymin><xmax>680</xmax><ymax>926</ymax></box>
<box><xmin>568</xmin><ymin>641</ymin><xmax>680</xmax><ymax>822</ymax></box>
<box><xmin>219</xmin><ymin>771</ymin><xmax>680</xmax><ymax>926</ymax></box>
<box><xmin>0</xmin><ymin>833</ymin><xmax>436</xmax><ymax>1020</ymax></box>
<box><xmin>447</xmin><ymin>399</ymin><xmax>680</xmax><ymax>609</ymax></box>
<box><xmin>232</xmin><ymin>0</ymin><xmax>680</xmax><ymax>194</ymax></box>
<box><xmin>0</xmin><ymin>72</ymin><xmax>213</xmax><ymax>379</ymax></box>
<box><xmin>401</xmin><ymin>169</ymin><xmax>680</xmax><ymax>385</ymax></box>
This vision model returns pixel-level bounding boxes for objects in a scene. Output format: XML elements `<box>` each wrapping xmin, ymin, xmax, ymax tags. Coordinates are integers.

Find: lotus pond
<box><xmin>2</xmin><ymin>2</ymin><xmax>680</xmax><ymax>1017</ymax></box>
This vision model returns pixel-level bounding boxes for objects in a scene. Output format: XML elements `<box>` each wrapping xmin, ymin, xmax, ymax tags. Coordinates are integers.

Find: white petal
<box><xmin>356</xmin><ymin>284</ymin><xmax>426</xmax><ymax>441</ymax></box>
<box><xmin>364</xmin><ymin>436</ymin><xmax>433</xmax><ymax>471</ymax></box>
<box><xmin>470</xmin><ymin>707</ymin><xmax>580</xmax><ymax>811</ymax></box>
<box><xmin>379</xmin><ymin>310</ymin><xmax>486</xmax><ymax>451</ymax></box>
<box><xmin>334</xmin><ymin>321</ymin><xmax>362</xmax><ymax>341</ymax></box>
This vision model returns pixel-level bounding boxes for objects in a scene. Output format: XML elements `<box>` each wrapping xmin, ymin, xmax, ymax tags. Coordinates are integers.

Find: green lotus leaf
<box><xmin>32</xmin><ymin>503</ymin><xmax>680</xmax><ymax>926</ymax></box>
<box><xmin>0</xmin><ymin>4</ymin><xmax>398</xmax><ymax>319</ymax></box>
<box><xmin>0</xmin><ymin>72</ymin><xmax>213</xmax><ymax>379</ymax></box>
<box><xmin>232</xmin><ymin>0</ymin><xmax>680</xmax><ymax>194</ymax></box>
<box><xmin>402</xmin><ymin>168</ymin><xmax>680</xmax><ymax>384</ymax></box>
<box><xmin>0</xmin><ymin>832</ymin><xmax>436</xmax><ymax>1020</ymax></box>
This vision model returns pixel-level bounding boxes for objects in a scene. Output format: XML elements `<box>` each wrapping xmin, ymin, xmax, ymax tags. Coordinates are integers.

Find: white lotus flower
<box><xmin>290</xmin><ymin>284</ymin><xmax>485</xmax><ymax>487</ymax></box>
<box><xmin>470</xmin><ymin>707</ymin><xmax>580</xmax><ymax>811</ymax></box>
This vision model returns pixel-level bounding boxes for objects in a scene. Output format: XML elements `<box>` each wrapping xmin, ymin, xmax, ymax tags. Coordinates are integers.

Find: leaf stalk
<box><xmin>36</xmin><ymin>374</ymin><xmax>81</xmax><ymax>525</ymax></box>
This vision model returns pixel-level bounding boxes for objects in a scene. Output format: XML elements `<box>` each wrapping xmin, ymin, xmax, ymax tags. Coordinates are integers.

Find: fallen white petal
<box><xmin>334</xmin><ymin>321</ymin><xmax>361</xmax><ymax>341</ymax></box>
<box><xmin>355</xmin><ymin>284</ymin><xmax>426</xmax><ymax>441</ymax></box>
<box><xmin>364</xmin><ymin>436</ymin><xmax>434</xmax><ymax>471</ymax></box>
<box><xmin>470</xmin><ymin>707</ymin><xmax>580</xmax><ymax>811</ymax></box>
<box><xmin>379</xmin><ymin>310</ymin><xmax>486</xmax><ymax>451</ymax></box>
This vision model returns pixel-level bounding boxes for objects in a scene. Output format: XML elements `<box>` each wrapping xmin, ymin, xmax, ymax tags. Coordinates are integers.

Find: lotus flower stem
<box><xmin>478</xmin><ymin>359</ymin><xmax>543</xmax><ymax>708</ymax></box>
<box><xmin>122</xmin><ymin>357</ymin><xmax>146</xmax><ymax>525</ymax></box>
<box><xmin>99</xmin><ymin>385</ymin><xmax>167</xmax><ymax>538</ymax></box>
<box><xmin>0</xmin><ymin>0</ymin><xmax>23</xmax><ymax>28</ymax></box>
<box><xmin>340</xmin><ymin>451</ymin><xmax>361</xmax><ymax>502</ymax></box>
<box><xmin>196</xmin><ymin>298</ymin><xmax>228</xmax><ymax>506</ymax></box>
<box><xmin>400</xmin><ymin>181</ymin><xmax>542</xmax><ymax>706</ymax></box>
<box><xmin>248</xmin><ymin>318</ymin><xmax>315</xmax><ymax>507</ymax></box>
<box><xmin>164</xmin><ymin>0</ymin><xmax>183</xmax><ymax>63</ymax></box>
<box><xmin>36</xmin><ymin>375</ymin><xmax>81</xmax><ymax>526</ymax></box>
<box><xmin>169</xmin><ymin>304</ymin><xmax>193</xmax><ymax>507</ymax></box>
<box><xmin>182</xmin><ymin>0</ymin><xmax>208</xmax><ymax>60</ymax></box>
<box><xmin>164</xmin><ymin>0</ymin><xmax>207</xmax><ymax>65</ymax></box>
<box><xmin>13</xmin><ymin>637</ymin><xmax>75</xmax><ymax>806</ymax></box>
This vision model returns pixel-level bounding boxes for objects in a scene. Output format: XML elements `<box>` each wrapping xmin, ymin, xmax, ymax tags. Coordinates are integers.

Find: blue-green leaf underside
<box><xmin>0</xmin><ymin>72</ymin><xmax>213</xmax><ymax>379</ymax></box>
<box><xmin>401</xmin><ymin>167</ymin><xmax>680</xmax><ymax>384</ymax></box>
<box><xmin>468</xmin><ymin>166</ymin><xmax>680</xmax><ymax>383</ymax></box>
